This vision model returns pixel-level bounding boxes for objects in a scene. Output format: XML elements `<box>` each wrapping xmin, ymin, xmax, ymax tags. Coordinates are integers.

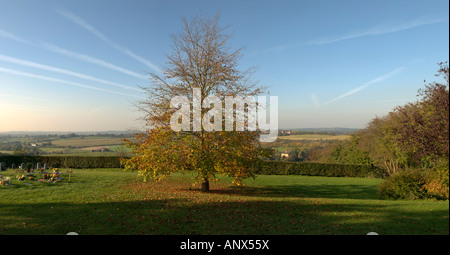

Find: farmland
<box><xmin>0</xmin><ymin>132</ymin><xmax>133</xmax><ymax>156</ymax></box>
<box><xmin>277</xmin><ymin>134</ymin><xmax>351</xmax><ymax>141</ymax></box>
<box><xmin>0</xmin><ymin>130</ymin><xmax>348</xmax><ymax>159</ymax></box>
<box><xmin>50</xmin><ymin>137</ymin><xmax>124</xmax><ymax>147</ymax></box>
<box><xmin>258</xmin><ymin>130</ymin><xmax>353</xmax><ymax>161</ymax></box>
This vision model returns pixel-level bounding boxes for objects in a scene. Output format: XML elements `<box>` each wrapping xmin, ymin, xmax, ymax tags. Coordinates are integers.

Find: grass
<box><xmin>0</xmin><ymin>168</ymin><xmax>448</xmax><ymax>235</ymax></box>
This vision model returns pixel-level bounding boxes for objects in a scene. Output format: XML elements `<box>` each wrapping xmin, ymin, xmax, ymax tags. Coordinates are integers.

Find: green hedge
<box><xmin>1</xmin><ymin>156</ymin><xmax>385</xmax><ymax>178</ymax></box>
<box><xmin>0</xmin><ymin>155</ymin><xmax>124</xmax><ymax>169</ymax></box>
<box><xmin>253</xmin><ymin>160</ymin><xmax>386</xmax><ymax>178</ymax></box>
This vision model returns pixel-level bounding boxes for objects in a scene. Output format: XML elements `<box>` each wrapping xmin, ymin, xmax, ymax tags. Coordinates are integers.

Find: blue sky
<box><xmin>0</xmin><ymin>0</ymin><xmax>448</xmax><ymax>132</ymax></box>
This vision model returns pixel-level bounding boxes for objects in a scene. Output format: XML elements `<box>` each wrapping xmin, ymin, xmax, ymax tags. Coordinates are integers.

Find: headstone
<box><xmin>0</xmin><ymin>162</ymin><xmax>5</xmax><ymax>171</ymax></box>
<box><xmin>44</xmin><ymin>163</ymin><xmax>48</xmax><ymax>170</ymax></box>
<box><xmin>36</xmin><ymin>162</ymin><xmax>42</xmax><ymax>170</ymax></box>
<box><xmin>20</xmin><ymin>163</ymin><xmax>26</xmax><ymax>170</ymax></box>
<box><xmin>11</xmin><ymin>163</ymin><xmax>16</xmax><ymax>169</ymax></box>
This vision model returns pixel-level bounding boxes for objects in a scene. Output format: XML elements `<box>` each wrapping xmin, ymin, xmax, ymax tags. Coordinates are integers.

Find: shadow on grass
<box><xmin>1</xmin><ymin>196</ymin><xmax>448</xmax><ymax>235</ymax></box>
<box><xmin>206</xmin><ymin>184</ymin><xmax>381</xmax><ymax>200</ymax></box>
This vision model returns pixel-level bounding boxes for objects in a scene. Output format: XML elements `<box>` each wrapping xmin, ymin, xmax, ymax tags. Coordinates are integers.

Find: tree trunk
<box><xmin>201</xmin><ymin>179</ymin><xmax>210</xmax><ymax>192</ymax></box>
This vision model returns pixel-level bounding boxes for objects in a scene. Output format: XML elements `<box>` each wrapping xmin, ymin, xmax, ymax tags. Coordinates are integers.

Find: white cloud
<box><xmin>310</xmin><ymin>93</ymin><xmax>319</xmax><ymax>107</ymax></box>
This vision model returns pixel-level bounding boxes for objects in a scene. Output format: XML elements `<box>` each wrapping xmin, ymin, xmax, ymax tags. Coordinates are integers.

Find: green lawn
<box><xmin>0</xmin><ymin>168</ymin><xmax>448</xmax><ymax>235</ymax></box>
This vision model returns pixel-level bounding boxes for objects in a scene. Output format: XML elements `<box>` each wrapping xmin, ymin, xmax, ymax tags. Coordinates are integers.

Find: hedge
<box><xmin>253</xmin><ymin>160</ymin><xmax>386</xmax><ymax>178</ymax></box>
<box><xmin>0</xmin><ymin>155</ymin><xmax>124</xmax><ymax>169</ymax></box>
<box><xmin>1</xmin><ymin>156</ymin><xmax>385</xmax><ymax>178</ymax></box>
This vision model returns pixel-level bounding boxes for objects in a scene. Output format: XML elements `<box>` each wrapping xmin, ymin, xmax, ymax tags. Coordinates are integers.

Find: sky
<box><xmin>0</xmin><ymin>0</ymin><xmax>448</xmax><ymax>132</ymax></box>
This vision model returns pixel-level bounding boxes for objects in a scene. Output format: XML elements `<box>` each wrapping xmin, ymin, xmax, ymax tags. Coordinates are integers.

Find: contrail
<box><xmin>308</xmin><ymin>17</ymin><xmax>447</xmax><ymax>45</ymax></box>
<box><xmin>57</xmin><ymin>9</ymin><xmax>162</xmax><ymax>74</ymax></box>
<box><xmin>0</xmin><ymin>92</ymin><xmax>49</xmax><ymax>102</ymax></box>
<box><xmin>0</xmin><ymin>66</ymin><xmax>142</xmax><ymax>98</ymax></box>
<box><xmin>0</xmin><ymin>29</ymin><xmax>150</xmax><ymax>80</ymax></box>
<box><xmin>0</xmin><ymin>29</ymin><xmax>35</xmax><ymax>45</ymax></box>
<box><xmin>42</xmin><ymin>43</ymin><xmax>148</xmax><ymax>80</ymax></box>
<box><xmin>0</xmin><ymin>54</ymin><xmax>141</xmax><ymax>91</ymax></box>
<box><xmin>316</xmin><ymin>67</ymin><xmax>405</xmax><ymax>107</ymax></box>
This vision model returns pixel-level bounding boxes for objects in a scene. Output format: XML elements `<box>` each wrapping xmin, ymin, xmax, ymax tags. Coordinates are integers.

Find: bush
<box><xmin>378</xmin><ymin>168</ymin><xmax>430</xmax><ymax>200</ymax></box>
<box><xmin>424</xmin><ymin>160</ymin><xmax>449</xmax><ymax>200</ymax></box>
<box><xmin>253</xmin><ymin>160</ymin><xmax>385</xmax><ymax>178</ymax></box>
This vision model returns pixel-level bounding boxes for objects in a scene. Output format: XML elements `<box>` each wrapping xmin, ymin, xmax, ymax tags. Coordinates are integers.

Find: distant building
<box><xmin>281</xmin><ymin>151</ymin><xmax>289</xmax><ymax>158</ymax></box>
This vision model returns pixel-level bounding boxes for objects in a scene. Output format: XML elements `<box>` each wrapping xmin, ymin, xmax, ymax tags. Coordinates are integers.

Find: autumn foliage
<box><xmin>122</xmin><ymin>128</ymin><xmax>261</xmax><ymax>188</ymax></box>
<box><xmin>122</xmin><ymin>13</ymin><xmax>265</xmax><ymax>191</ymax></box>
<box><xmin>311</xmin><ymin>62</ymin><xmax>449</xmax><ymax>199</ymax></box>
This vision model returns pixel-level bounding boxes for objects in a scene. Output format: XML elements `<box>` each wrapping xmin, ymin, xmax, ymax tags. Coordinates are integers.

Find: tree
<box><xmin>307</xmin><ymin>135</ymin><xmax>373</xmax><ymax>165</ymax></box>
<box><xmin>393</xmin><ymin>62</ymin><xmax>449</xmax><ymax>165</ymax></box>
<box><xmin>331</xmin><ymin>135</ymin><xmax>374</xmax><ymax>165</ymax></box>
<box><xmin>123</xmin><ymin>13</ymin><xmax>265</xmax><ymax>191</ymax></box>
<box><xmin>358</xmin><ymin>115</ymin><xmax>408</xmax><ymax>175</ymax></box>
<box><xmin>358</xmin><ymin>62</ymin><xmax>448</xmax><ymax>174</ymax></box>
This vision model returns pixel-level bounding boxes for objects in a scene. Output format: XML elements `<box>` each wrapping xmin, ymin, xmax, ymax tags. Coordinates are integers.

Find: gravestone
<box><xmin>0</xmin><ymin>162</ymin><xmax>5</xmax><ymax>171</ymax></box>
<box><xmin>36</xmin><ymin>162</ymin><xmax>42</xmax><ymax>170</ymax></box>
<box><xmin>11</xmin><ymin>163</ymin><xmax>16</xmax><ymax>169</ymax></box>
<box><xmin>44</xmin><ymin>163</ymin><xmax>48</xmax><ymax>170</ymax></box>
<box><xmin>20</xmin><ymin>163</ymin><xmax>26</xmax><ymax>170</ymax></box>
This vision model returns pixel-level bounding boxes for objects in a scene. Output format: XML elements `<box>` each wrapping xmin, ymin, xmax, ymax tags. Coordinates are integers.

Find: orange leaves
<box><xmin>122</xmin><ymin>128</ymin><xmax>261</xmax><ymax>190</ymax></box>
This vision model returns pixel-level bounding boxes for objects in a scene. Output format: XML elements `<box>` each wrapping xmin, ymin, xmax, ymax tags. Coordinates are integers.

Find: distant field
<box><xmin>277</xmin><ymin>134</ymin><xmax>351</xmax><ymax>141</ymax></box>
<box><xmin>51</xmin><ymin>137</ymin><xmax>124</xmax><ymax>147</ymax></box>
<box><xmin>0</xmin><ymin>134</ymin><xmax>133</xmax><ymax>156</ymax></box>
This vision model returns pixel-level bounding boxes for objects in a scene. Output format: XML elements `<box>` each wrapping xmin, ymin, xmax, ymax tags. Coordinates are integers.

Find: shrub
<box><xmin>378</xmin><ymin>168</ymin><xmax>430</xmax><ymax>200</ymax></box>
<box><xmin>424</xmin><ymin>160</ymin><xmax>449</xmax><ymax>200</ymax></box>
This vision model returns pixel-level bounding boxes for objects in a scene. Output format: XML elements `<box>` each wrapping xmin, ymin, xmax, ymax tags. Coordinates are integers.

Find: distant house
<box><xmin>30</xmin><ymin>143</ymin><xmax>38</xmax><ymax>147</ymax></box>
<box><xmin>281</xmin><ymin>151</ymin><xmax>289</xmax><ymax>158</ymax></box>
<box><xmin>279</xmin><ymin>130</ymin><xmax>292</xmax><ymax>135</ymax></box>
<box><xmin>91</xmin><ymin>147</ymin><xmax>110</xmax><ymax>152</ymax></box>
